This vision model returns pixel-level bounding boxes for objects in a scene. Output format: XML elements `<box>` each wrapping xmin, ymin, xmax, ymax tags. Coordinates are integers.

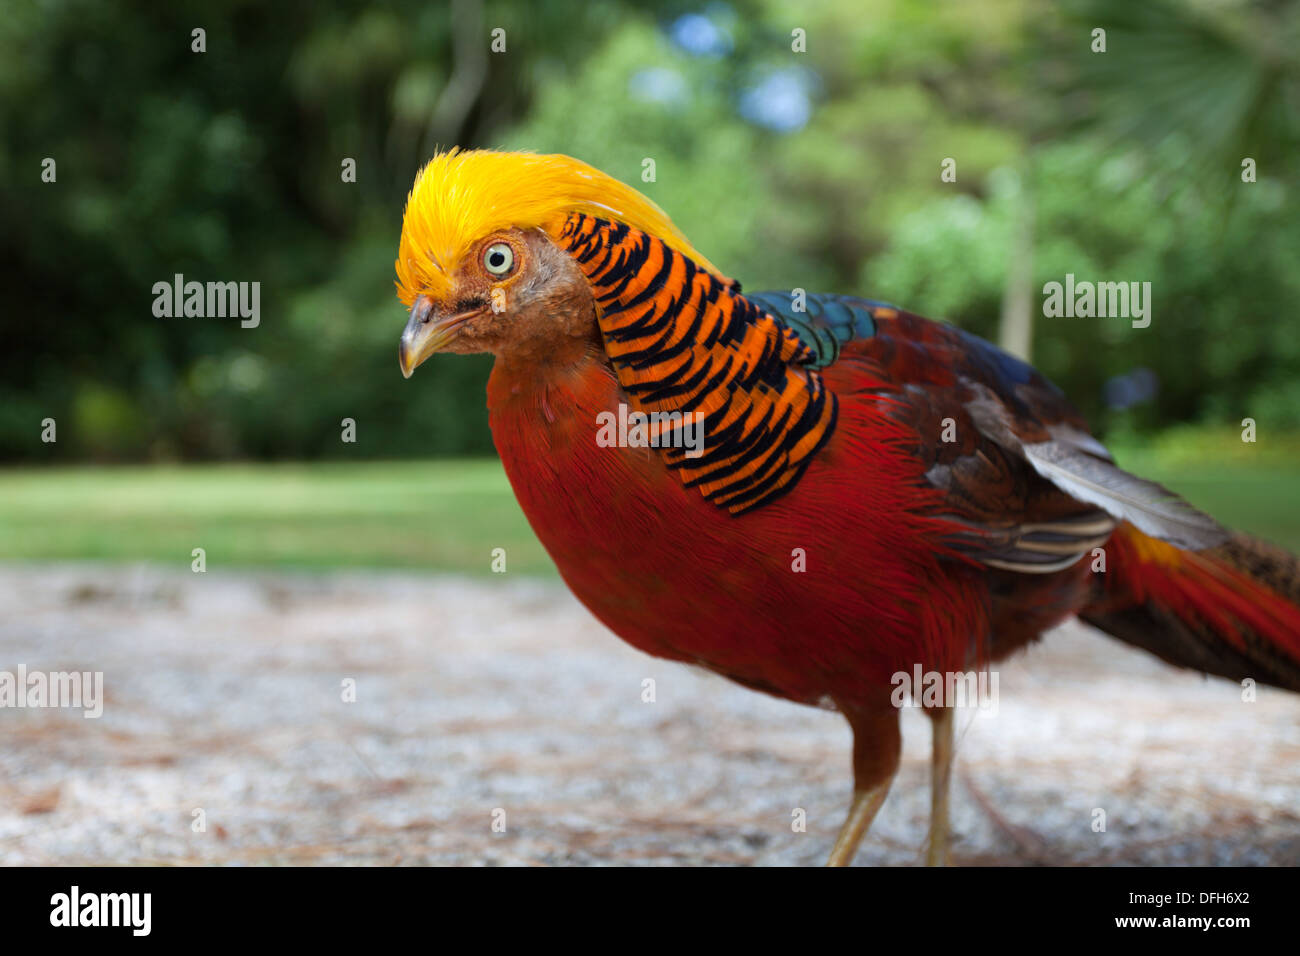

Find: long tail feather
<box><xmin>1083</xmin><ymin>524</ymin><xmax>1300</xmax><ymax>692</ymax></box>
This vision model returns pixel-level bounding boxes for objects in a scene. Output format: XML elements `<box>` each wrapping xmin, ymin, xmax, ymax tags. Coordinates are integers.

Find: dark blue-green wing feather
<box><xmin>744</xmin><ymin>290</ymin><xmax>888</xmax><ymax>369</ymax></box>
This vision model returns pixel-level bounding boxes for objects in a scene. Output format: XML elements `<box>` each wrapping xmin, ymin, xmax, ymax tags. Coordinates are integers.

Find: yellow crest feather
<box><xmin>394</xmin><ymin>148</ymin><xmax>728</xmax><ymax>306</ymax></box>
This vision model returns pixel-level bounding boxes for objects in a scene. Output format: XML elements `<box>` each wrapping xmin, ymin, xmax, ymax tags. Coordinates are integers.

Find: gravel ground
<box><xmin>1</xmin><ymin>563</ymin><xmax>1298</xmax><ymax>866</ymax></box>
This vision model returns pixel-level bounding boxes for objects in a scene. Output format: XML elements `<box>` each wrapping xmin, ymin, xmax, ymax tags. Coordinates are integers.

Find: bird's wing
<box><xmin>749</xmin><ymin>292</ymin><xmax>1225</xmax><ymax>572</ymax></box>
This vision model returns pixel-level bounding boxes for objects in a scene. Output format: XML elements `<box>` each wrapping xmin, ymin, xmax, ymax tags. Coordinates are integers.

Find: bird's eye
<box><xmin>483</xmin><ymin>242</ymin><xmax>515</xmax><ymax>276</ymax></box>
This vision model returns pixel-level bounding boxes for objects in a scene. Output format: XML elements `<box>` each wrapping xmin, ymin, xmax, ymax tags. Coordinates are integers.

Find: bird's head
<box><xmin>394</xmin><ymin>148</ymin><xmax>727</xmax><ymax>376</ymax></box>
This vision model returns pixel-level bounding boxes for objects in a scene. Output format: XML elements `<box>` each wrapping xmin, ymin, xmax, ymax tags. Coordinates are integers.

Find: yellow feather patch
<box><xmin>394</xmin><ymin>148</ymin><xmax>730</xmax><ymax>306</ymax></box>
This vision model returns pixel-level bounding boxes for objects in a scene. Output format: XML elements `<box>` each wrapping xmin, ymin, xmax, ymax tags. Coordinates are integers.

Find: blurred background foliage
<box><xmin>4</xmin><ymin>0</ymin><xmax>1299</xmax><ymax>466</ymax></box>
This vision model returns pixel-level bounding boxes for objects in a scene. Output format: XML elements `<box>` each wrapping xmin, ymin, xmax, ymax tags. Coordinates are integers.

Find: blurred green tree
<box><xmin>3</xmin><ymin>0</ymin><xmax>1296</xmax><ymax>464</ymax></box>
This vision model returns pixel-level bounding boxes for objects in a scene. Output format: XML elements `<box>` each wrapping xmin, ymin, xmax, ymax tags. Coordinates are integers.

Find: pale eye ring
<box><xmin>483</xmin><ymin>242</ymin><xmax>515</xmax><ymax>276</ymax></box>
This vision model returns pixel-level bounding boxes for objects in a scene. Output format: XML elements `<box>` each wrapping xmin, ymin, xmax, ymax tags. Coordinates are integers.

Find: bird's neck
<box><xmin>548</xmin><ymin>212</ymin><xmax>839</xmax><ymax>514</ymax></box>
<box><xmin>486</xmin><ymin>338</ymin><xmax>619</xmax><ymax>444</ymax></box>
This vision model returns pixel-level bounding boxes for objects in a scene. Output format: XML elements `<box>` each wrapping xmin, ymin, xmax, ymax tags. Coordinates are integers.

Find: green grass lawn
<box><xmin>0</xmin><ymin>460</ymin><xmax>555</xmax><ymax>575</ymax></box>
<box><xmin>0</xmin><ymin>447</ymin><xmax>1295</xmax><ymax>574</ymax></box>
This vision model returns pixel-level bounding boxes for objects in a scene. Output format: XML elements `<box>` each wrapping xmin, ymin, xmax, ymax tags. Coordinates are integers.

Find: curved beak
<box><xmin>399</xmin><ymin>295</ymin><xmax>474</xmax><ymax>379</ymax></box>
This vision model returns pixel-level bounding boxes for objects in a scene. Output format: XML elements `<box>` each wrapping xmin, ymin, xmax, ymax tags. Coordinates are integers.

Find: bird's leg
<box><xmin>826</xmin><ymin>704</ymin><xmax>900</xmax><ymax>867</ymax></box>
<box><xmin>826</xmin><ymin>783</ymin><xmax>891</xmax><ymax>867</ymax></box>
<box><xmin>926</xmin><ymin>705</ymin><xmax>954</xmax><ymax>866</ymax></box>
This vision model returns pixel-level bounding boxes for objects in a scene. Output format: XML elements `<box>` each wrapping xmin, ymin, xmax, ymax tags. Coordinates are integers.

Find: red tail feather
<box><xmin>1083</xmin><ymin>524</ymin><xmax>1300</xmax><ymax>691</ymax></box>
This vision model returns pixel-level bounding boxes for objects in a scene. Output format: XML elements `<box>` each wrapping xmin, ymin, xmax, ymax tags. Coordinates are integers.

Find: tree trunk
<box><xmin>998</xmin><ymin>166</ymin><xmax>1036</xmax><ymax>361</ymax></box>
